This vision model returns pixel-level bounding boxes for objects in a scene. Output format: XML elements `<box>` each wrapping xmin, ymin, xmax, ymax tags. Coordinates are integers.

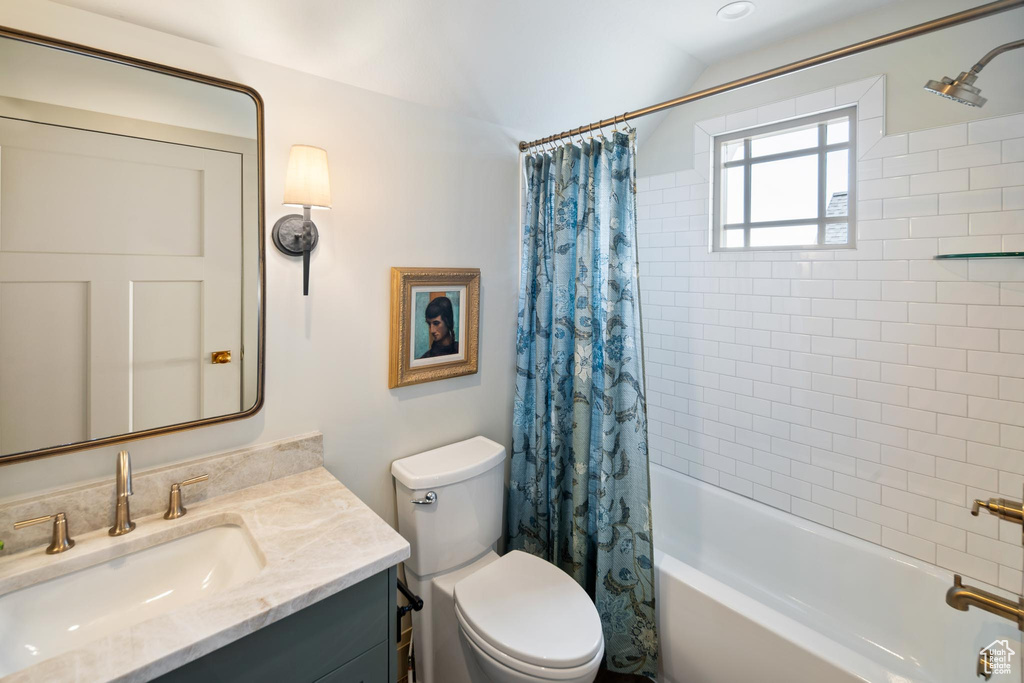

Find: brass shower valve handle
<box><xmin>14</xmin><ymin>511</ymin><xmax>75</xmax><ymax>554</ymax></box>
<box><xmin>972</xmin><ymin>497</ymin><xmax>1024</xmax><ymax>525</ymax></box>
<box><xmin>164</xmin><ymin>474</ymin><xmax>210</xmax><ymax>520</ymax></box>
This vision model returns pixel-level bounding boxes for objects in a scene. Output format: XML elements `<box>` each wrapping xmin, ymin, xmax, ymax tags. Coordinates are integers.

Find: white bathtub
<box><xmin>651</xmin><ymin>464</ymin><xmax>1022</xmax><ymax>683</ymax></box>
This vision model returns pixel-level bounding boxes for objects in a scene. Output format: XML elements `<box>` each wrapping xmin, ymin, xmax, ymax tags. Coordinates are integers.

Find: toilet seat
<box><xmin>453</xmin><ymin>550</ymin><xmax>604</xmax><ymax>673</ymax></box>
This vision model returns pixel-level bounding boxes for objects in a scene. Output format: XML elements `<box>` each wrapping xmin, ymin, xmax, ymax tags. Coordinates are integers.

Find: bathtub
<box><xmin>651</xmin><ymin>464</ymin><xmax>1022</xmax><ymax>683</ymax></box>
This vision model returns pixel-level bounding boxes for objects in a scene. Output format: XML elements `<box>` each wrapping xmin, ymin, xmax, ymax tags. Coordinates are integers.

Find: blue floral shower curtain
<box><xmin>508</xmin><ymin>131</ymin><xmax>658</xmax><ymax>679</ymax></box>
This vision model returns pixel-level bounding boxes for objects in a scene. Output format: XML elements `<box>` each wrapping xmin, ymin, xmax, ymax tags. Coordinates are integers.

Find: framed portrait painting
<box><xmin>388</xmin><ymin>267</ymin><xmax>480</xmax><ymax>388</ymax></box>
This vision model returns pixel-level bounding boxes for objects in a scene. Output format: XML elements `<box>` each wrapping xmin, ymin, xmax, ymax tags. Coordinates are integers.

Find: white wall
<box><xmin>639</xmin><ymin>0</ymin><xmax>1024</xmax><ymax>177</ymax></box>
<box><xmin>0</xmin><ymin>0</ymin><xmax>521</xmax><ymax>526</ymax></box>
<box><xmin>634</xmin><ymin>13</ymin><xmax>1024</xmax><ymax>591</ymax></box>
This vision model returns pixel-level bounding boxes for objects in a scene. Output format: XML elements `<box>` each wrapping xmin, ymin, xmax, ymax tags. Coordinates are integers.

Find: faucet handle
<box><xmin>972</xmin><ymin>497</ymin><xmax>1024</xmax><ymax>524</ymax></box>
<box><xmin>164</xmin><ymin>474</ymin><xmax>209</xmax><ymax>520</ymax></box>
<box><xmin>14</xmin><ymin>512</ymin><xmax>75</xmax><ymax>554</ymax></box>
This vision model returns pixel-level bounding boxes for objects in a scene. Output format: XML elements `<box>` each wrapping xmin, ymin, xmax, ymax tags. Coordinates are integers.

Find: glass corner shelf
<box><xmin>934</xmin><ymin>252</ymin><xmax>1024</xmax><ymax>260</ymax></box>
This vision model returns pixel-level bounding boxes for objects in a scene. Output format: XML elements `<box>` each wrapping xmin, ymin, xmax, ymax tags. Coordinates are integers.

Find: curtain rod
<box><xmin>518</xmin><ymin>0</ymin><xmax>1024</xmax><ymax>152</ymax></box>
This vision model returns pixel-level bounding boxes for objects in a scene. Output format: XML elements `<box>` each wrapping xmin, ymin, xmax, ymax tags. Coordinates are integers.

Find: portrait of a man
<box><xmin>419</xmin><ymin>295</ymin><xmax>459</xmax><ymax>358</ymax></box>
<box><xmin>413</xmin><ymin>290</ymin><xmax>462</xmax><ymax>360</ymax></box>
<box><xmin>389</xmin><ymin>268</ymin><xmax>479</xmax><ymax>388</ymax></box>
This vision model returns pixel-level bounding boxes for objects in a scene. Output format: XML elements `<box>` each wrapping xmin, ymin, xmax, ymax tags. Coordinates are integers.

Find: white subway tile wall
<box><xmin>638</xmin><ymin>107</ymin><xmax>1024</xmax><ymax>592</ymax></box>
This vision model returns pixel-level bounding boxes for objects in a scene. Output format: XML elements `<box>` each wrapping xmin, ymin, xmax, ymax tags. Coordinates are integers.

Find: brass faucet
<box><xmin>948</xmin><ymin>493</ymin><xmax>1024</xmax><ymax>631</ymax></box>
<box><xmin>109</xmin><ymin>450</ymin><xmax>136</xmax><ymax>536</ymax></box>
<box><xmin>946</xmin><ymin>575</ymin><xmax>1024</xmax><ymax>631</ymax></box>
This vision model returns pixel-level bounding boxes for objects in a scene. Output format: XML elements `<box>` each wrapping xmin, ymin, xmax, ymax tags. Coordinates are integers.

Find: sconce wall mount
<box><xmin>272</xmin><ymin>209</ymin><xmax>319</xmax><ymax>295</ymax></box>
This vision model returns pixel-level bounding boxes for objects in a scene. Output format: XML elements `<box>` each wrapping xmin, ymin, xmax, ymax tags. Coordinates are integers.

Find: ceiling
<box><xmin>53</xmin><ymin>0</ymin><xmax>902</xmax><ymax>140</ymax></box>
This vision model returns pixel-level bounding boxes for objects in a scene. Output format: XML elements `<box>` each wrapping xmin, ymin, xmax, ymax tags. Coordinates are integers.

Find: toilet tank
<box><xmin>392</xmin><ymin>436</ymin><xmax>506</xmax><ymax>577</ymax></box>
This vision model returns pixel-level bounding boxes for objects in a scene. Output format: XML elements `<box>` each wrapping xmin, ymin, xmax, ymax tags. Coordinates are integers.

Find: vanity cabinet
<box><xmin>156</xmin><ymin>567</ymin><xmax>397</xmax><ymax>683</ymax></box>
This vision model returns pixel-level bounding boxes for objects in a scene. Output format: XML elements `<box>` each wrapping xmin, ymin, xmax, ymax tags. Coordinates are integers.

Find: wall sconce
<box><xmin>272</xmin><ymin>145</ymin><xmax>331</xmax><ymax>296</ymax></box>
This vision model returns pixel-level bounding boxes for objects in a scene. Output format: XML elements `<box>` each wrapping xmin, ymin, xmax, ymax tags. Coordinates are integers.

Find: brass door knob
<box><xmin>211</xmin><ymin>351</ymin><xmax>232</xmax><ymax>364</ymax></box>
<box><xmin>14</xmin><ymin>511</ymin><xmax>75</xmax><ymax>554</ymax></box>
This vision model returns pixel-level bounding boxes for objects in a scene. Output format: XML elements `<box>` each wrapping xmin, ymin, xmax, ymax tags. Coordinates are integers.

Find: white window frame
<box><xmin>711</xmin><ymin>106</ymin><xmax>857</xmax><ymax>252</ymax></box>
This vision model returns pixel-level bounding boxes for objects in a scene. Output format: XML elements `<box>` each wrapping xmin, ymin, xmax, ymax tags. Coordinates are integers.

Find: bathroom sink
<box><xmin>0</xmin><ymin>524</ymin><xmax>264</xmax><ymax>676</ymax></box>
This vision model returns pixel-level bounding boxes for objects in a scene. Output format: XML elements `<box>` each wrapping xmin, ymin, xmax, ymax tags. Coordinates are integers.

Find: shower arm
<box><xmin>969</xmin><ymin>38</ymin><xmax>1024</xmax><ymax>75</ymax></box>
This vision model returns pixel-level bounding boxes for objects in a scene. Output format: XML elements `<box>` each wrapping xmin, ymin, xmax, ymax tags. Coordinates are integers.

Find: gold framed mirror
<box><xmin>0</xmin><ymin>26</ymin><xmax>265</xmax><ymax>465</ymax></box>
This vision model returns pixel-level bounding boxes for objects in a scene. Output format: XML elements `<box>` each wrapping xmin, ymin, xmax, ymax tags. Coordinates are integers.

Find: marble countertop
<box><xmin>0</xmin><ymin>467</ymin><xmax>410</xmax><ymax>682</ymax></box>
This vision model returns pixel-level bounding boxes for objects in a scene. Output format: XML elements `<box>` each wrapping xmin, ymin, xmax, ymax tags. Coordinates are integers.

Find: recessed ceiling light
<box><xmin>717</xmin><ymin>1</ymin><xmax>756</xmax><ymax>21</ymax></box>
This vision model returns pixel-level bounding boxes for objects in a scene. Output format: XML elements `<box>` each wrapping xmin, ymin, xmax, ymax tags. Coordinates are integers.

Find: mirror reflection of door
<box><xmin>0</xmin><ymin>116</ymin><xmax>243</xmax><ymax>454</ymax></box>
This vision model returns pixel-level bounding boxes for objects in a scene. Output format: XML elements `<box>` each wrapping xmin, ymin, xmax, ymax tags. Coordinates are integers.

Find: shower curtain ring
<box><xmin>617</xmin><ymin>112</ymin><xmax>629</xmax><ymax>133</ymax></box>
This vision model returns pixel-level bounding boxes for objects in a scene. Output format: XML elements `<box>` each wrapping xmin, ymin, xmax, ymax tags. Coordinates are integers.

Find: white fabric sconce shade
<box><xmin>283</xmin><ymin>144</ymin><xmax>331</xmax><ymax>209</ymax></box>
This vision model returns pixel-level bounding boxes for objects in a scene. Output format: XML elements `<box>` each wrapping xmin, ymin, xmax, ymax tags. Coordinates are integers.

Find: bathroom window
<box><xmin>712</xmin><ymin>106</ymin><xmax>856</xmax><ymax>251</ymax></box>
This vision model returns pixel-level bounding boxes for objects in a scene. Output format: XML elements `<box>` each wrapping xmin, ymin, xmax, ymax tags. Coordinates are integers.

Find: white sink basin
<box><xmin>0</xmin><ymin>524</ymin><xmax>264</xmax><ymax>676</ymax></box>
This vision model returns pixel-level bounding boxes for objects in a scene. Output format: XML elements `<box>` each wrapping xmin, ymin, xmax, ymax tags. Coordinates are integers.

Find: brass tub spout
<box><xmin>947</xmin><ymin>575</ymin><xmax>1024</xmax><ymax>631</ymax></box>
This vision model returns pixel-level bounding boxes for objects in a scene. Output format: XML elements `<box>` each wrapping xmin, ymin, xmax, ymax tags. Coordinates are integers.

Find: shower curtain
<box><xmin>508</xmin><ymin>131</ymin><xmax>658</xmax><ymax>679</ymax></box>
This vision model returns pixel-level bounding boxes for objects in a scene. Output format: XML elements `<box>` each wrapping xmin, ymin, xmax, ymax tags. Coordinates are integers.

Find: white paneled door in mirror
<box><xmin>0</xmin><ymin>119</ymin><xmax>243</xmax><ymax>452</ymax></box>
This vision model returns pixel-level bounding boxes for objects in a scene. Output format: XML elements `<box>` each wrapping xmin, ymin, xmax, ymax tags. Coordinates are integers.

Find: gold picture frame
<box><xmin>389</xmin><ymin>267</ymin><xmax>480</xmax><ymax>388</ymax></box>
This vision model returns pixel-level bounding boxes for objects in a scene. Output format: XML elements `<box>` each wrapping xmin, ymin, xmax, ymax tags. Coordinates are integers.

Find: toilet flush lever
<box><xmin>411</xmin><ymin>491</ymin><xmax>437</xmax><ymax>505</ymax></box>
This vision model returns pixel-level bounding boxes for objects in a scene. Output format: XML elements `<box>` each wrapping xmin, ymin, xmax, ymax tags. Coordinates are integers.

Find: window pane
<box><xmin>723</xmin><ymin>229</ymin><xmax>744</xmax><ymax>248</ymax></box>
<box><xmin>750</xmin><ymin>154</ymin><xmax>818</xmax><ymax>223</ymax></box>
<box><xmin>825</xmin><ymin>149</ymin><xmax>849</xmax><ymax>217</ymax></box>
<box><xmin>750</xmin><ymin>224</ymin><xmax>818</xmax><ymax>247</ymax></box>
<box><xmin>723</xmin><ymin>141</ymin><xmax>744</xmax><ymax>162</ymax></box>
<box><xmin>711</xmin><ymin>108</ymin><xmax>856</xmax><ymax>252</ymax></box>
<box><xmin>722</xmin><ymin>166</ymin><xmax>744</xmax><ymax>224</ymax></box>
<box><xmin>827</xmin><ymin>120</ymin><xmax>849</xmax><ymax>144</ymax></box>
<box><xmin>750</xmin><ymin>125</ymin><xmax>818</xmax><ymax>157</ymax></box>
<box><xmin>825</xmin><ymin>222</ymin><xmax>849</xmax><ymax>245</ymax></box>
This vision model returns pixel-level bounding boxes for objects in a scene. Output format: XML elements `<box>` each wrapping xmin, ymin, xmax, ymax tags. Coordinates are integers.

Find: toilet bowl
<box><xmin>392</xmin><ymin>437</ymin><xmax>604</xmax><ymax>683</ymax></box>
<box><xmin>454</xmin><ymin>551</ymin><xmax>603</xmax><ymax>683</ymax></box>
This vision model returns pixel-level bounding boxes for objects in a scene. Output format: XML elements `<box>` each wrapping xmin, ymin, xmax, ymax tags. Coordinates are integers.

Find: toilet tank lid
<box><xmin>392</xmin><ymin>436</ymin><xmax>506</xmax><ymax>489</ymax></box>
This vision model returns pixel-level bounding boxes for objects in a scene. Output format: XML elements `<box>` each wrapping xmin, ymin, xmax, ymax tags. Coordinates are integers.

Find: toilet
<box><xmin>392</xmin><ymin>436</ymin><xmax>604</xmax><ymax>683</ymax></box>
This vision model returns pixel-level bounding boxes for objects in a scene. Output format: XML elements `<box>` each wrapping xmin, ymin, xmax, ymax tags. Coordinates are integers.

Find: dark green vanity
<box><xmin>156</xmin><ymin>567</ymin><xmax>398</xmax><ymax>683</ymax></box>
